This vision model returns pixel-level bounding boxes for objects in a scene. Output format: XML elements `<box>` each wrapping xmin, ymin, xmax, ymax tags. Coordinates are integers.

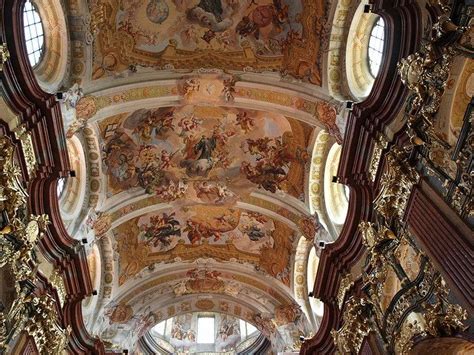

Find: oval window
<box><xmin>367</xmin><ymin>17</ymin><xmax>385</xmax><ymax>78</ymax></box>
<box><xmin>23</xmin><ymin>0</ymin><xmax>45</xmax><ymax>67</ymax></box>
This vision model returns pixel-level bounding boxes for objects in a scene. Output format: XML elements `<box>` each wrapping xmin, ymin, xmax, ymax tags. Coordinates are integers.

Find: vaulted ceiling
<box><xmin>57</xmin><ymin>0</ymin><xmax>350</xmax><ymax>352</ymax></box>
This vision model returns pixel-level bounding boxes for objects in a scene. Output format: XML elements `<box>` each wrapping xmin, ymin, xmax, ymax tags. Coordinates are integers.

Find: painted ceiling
<box><xmin>89</xmin><ymin>0</ymin><xmax>324</xmax><ymax>83</ymax></box>
<box><xmin>63</xmin><ymin>0</ymin><xmax>345</xmax><ymax>352</ymax></box>
<box><xmin>99</xmin><ymin>105</ymin><xmax>309</xmax><ymax>197</ymax></box>
<box><xmin>114</xmin><ymin>207</ymin><xmax>295</xmax><ymax>285</ymax></box>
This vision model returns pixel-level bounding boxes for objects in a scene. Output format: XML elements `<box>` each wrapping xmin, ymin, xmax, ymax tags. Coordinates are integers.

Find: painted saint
<box><xmin>180</xmin><ymin>134</ymin><xmax>217</xmax><ymax>177</ymax></box>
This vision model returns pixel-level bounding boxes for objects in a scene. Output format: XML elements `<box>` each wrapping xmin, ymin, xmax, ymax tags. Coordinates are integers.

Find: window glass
<box><xmin>239</xmin><ymin>320</ymin><xmax>258</xmax><ymax>338</ymax></box>
<box><xmin>23</xmin><ymin>0</ymin><xmax>45</xmax><ymax>67</ymax></box>
<box><xmin>247</xmin><ymin>323</ymin><xmax>257</xmax><ymax>335</ymax></box>
<box><xmin>197</xmin><ymin>317</ymin><xmax>215</xmax><ymax>344</ymax></box>
<box><xmin>368</xmin><ymin>17</ymin><xmax>385</xmax><ymax>77</ymax></box>
<box><xmin>57</xmin><ymin>177</ymin><xmax>67</xmax><ymax>199</ymax></box>
<box><xmin>153</xmin><ymin>321</ymin><xmax>166</xmax><ymax>335</ymax></box>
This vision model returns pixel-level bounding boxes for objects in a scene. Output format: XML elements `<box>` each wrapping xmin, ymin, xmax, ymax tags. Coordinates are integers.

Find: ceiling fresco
<box><xmin>89</xmin><ymin>0</ymin><xmax>325</xmax><ymax>83</ymax></box>
<box><xmin>59</xmin><ymin>0</ymin><xmax>344</xmax><ymax>352</ymax></box>
<box><xmin>113</xmin><ymin>207</ymin><xmax>296</xmax><ymax>285</ymax></box>
<box><xmin>89</xmin><ymin>261</ymin><xmax>310</xmax><ymax>351</ymax></box>
<box><xmin>72</xmin><ymin>74</ymin><xmax>344</xmax><ymax>144</ymax></box>
<box><xmin>98</xmin><ymin>105</ymin><xmax>311</xmax><ymax>201</ymax></box>
<box><xmin>149</xmin><ymin>313</ymin><xmax>251</xmax><ymax>353</ymax></box>
<box><xmin>77</xmin><ymin>78</ymin><xmax>325</xmax><ymax>352</ymax></box>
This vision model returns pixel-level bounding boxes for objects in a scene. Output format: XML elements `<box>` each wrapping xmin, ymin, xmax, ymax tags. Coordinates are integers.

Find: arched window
<box><xmin>23</xmin><ymin>0</ymin><xmax>45</xmax><ymax>67</ymax></box>
<box><xmin>346</xmin><ymin>5</ymin><xmax>386</xmax><ymax>100</ymax></box>
<box><xmin>148</xmin><ymin>313</ymin><xmax>261</xmax><ymax>353</ymax></box>
<box><xmin>197</xmin><ymin>316</ymin><xmax>215</xmax><ymax>344</ymax></box>
<box><xmin>57</xmin><ymin>177</ymin><xmax>67</xmax><ymax>199</ymax></box>
<box><xmin>367</xmin><ymin>17</ymin><xmax>385</xmax><ymax>78</ymax></box>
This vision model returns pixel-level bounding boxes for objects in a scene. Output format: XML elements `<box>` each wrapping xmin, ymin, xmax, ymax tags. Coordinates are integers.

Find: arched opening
<box><xmin>142</xmin><ymin>313</ymin><xmax>265</xmax><ymax>354</ymax></box>
<box><xmin>346</xmin><ymin>2</ymin><xmax>386</xmax><ymax>100</ymax></box>
<box><xmin>22</xmin><ymin>0</ymin><xmax>45</xmax><ymax>67</ymax></box>
<box><xmin>367</xmin><ymin>17</ymin><xmax>386</xmax><ymax>78</ymax></box>
<box><xmin>21</xmin><ymin>0</ymin><xmax>69</xmax><ymax>92</ymax></box>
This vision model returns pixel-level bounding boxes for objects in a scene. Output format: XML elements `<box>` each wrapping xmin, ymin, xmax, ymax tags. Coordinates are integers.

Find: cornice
<box><xmin>301</xmin><ymin>0</ymin><xmax>422</xmax><ymax>353</ymax></box>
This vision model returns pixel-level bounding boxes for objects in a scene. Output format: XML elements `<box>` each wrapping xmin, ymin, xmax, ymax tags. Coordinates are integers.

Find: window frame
<box><xmin>197</xmin><ymin>316</ymin><xmax>215</xmax><ymax>344</ymax></box>
<box><xmin>23</xmin><ymin>0</ymin><xmax>46</xmax><ymax>68</ymax></box>
<box><xmin>367</xmin><ymin>17</ymin><xmax>385</xmax><ymax>78</ymax></box>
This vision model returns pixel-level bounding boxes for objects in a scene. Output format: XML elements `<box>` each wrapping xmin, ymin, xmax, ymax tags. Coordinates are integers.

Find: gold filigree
<box><xmin>24</xmin><ymin>295</ymin><xmax>69</xmax><ymax>353</ymax></box>
<box><xmin>0</xmin><ymin>137</ymin><xmax>67</xmax><ymax>352</ymax></box>
<box><xmin>13</xmin><ymin>125</ymin><xmax>36</xmax><ymax>178</ymax></box>
<box><xmin>373</xmin><ymin>150</ymin><xmax>419</xmax><ymax>223</ymax></box>
<box><xmin>396</xmin><ymin>6</ymin><xmax>472</xmax><ymax>222</ymax></box>
<box><xmin>0</xmin><ymin>43</ymin><xmax>9</xmax><ymax>71</ymax></box>
<box><xmin>337</xmin><ymin>274</ymin><xmax>354</xmax><ymax>309</ymax></box>
<box><xmin>359</xmin><ymin>221</ymin><xmax>396</xmax><ymax>250</ymax></box>
<box><xmin>368</xmin><ymin>135</ymin><xmax>388</xmax><ymax>181</ymax></box>
<box><xmin>423</xmin><ymin>277</ymin><xmax>468</xmax><ymax>338</ymax></box>
<box><xmin>331</xmin><ymin>297</ymin><xmax>372</xmax><ymax>355</ymax></box>
<box><xmin>394</xmin><ymin>319</ymin><xmax>425</xmax><ymax>355</ymax></box>
<box><xmin>49</xmin><ymin>269</ymin><xmax>67</xmax><ymax>308</ymax></box>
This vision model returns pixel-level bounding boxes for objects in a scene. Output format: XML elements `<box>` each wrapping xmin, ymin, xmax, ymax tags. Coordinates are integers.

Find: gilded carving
<box><xmin>373</xmin><ymin>149</ymin><xmax>418</xmax><ymax>224</ymax></box>
<box><xmin>336</xmin><ymin>274</ymin><xmax>354</xmax><ymax>310</ymax></box>
<box><xmin>331</xmin><ymin>297</ymin><xmax>372</xmax><ymax>355</ymax></box>
<box><xmin>13</xmin><ymin>125</ymin><xmax>36</xmax><ymax>178</ymax></box>
<box><xmin>422</xmin><ymin>277</ymin><xmax>468</xmax><ymax>338</ymax></box>
<box><xmin>368</xmin><ymin>135</ymin><xmax>388</xmax><ymax>182</ymax></box>
<box><xmin>0</xmin><ymin>43</ymin><xmax>9</xmax><ymax>71</ymax></box>
<box><xmin>49</xmin><ymin>269</ymin><xmax>67</xmax><ymax>308</ymax></box>
<box><xmin>0</xmin><ymin>137</ymin><xmax>67</xmax><ymax>353</ymax></box>
<box><xmin>397</xmin><ymin>5</ymin><xmax>473</xmax><ymax>221</ymax></box>
<box><xmin>394</xmin><ymin>319</ymin><xmax>425</xmax><ymax>355</ymax></box>
<box><xmin>347</xmin><ymin>153</ymin><xmax>469</xmax><ymax>355</ymax></box>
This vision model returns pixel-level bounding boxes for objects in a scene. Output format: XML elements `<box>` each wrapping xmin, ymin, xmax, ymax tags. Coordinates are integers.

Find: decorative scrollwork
<box><xmin>331</xmin><ymin>297</ymin><xmax>373</xmax><ymax>355</ymax></box>
<box><xmin>369</xmin><ymin>135</ymin><xmax>388</xmax><ymax>182</ymax></box>
<box><xmin>356</xmin><ymin>219</ymin><xmax>468</xmax><ymax>354</ymax></box>
<box><xmin>0</xmin><ymin>43</ymin><xmax>9</xmax><ymax>71</ymax></box>
<box><xmin>0</xmin><ymin>137</ymin><xmax>68</xmax><ymax>352</ymax></box>
<box><xmin>13</xmin><ymin>125</ymin><xmax>37</xmax><ymax>178</ymax></box>
<box><xmin>422</xmin><ymin>276</ymin><xmax>468</xmax><ymax>338</ymax></box>
<box><xmin>337</xmin><ymin>274</ymin><xmax>354</xmax><ymax>310</ymax></box>
<box><xmin>373</xmin><ymin>149</ymin><xmax>419</xmax><ymax>225</ymax></box>
<box><xmin>25</xmin><ymin>295</ymin><xmax>70</xmax><ymax>353</ymax></box>
<box><xmin>397</xmin><ymin>3</ymin><xmax>473</xmax><ymax>222</ymax></box>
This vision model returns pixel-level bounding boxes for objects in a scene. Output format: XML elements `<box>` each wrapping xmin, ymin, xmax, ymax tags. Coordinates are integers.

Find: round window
<box><xmin>23</xmin><ymin>0</ymin><xmax>45</xmax><ymax>67</ymax></box>
<box><xmin>367</xmin><ymin>17</ymin><xmax>385</xmax><ymax>78</ymax></box>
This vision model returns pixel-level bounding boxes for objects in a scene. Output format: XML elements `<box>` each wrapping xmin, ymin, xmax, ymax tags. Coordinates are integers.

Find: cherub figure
<box><xmin>183</xmin><ymin>78</ymin><xmax>201</xmax><ymax>97</ymax></box>
<box><xmin>235</xmin><ymin>111</ymin><xmax>255</xmax><ymax>132</ymax></box>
